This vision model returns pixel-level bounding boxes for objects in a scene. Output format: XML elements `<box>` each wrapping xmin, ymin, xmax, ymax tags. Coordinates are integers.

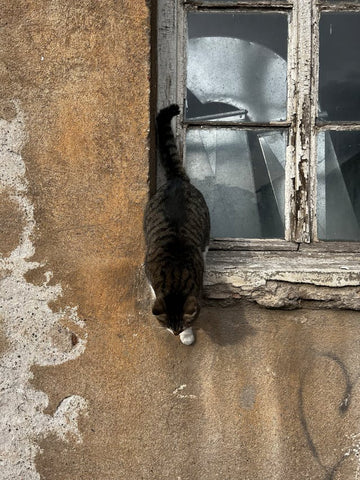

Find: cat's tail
<box><xmin>156</xmin><ymin>104</ymin><xmax>189</xmax><ymax>182</ymax></box>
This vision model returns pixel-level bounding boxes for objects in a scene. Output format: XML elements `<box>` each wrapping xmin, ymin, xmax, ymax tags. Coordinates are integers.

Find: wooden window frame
<box><xmin>154</xmin><ymin>0</ymin><xmax>360</xmax><ymax>305</ymax></box>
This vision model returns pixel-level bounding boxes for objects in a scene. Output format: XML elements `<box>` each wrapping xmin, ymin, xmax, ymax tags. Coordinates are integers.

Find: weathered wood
<box><xmin>157</xmin><ymin>0</ymin><xmax>183</xmax><ymax>186</ymax></box>
<box><xmin>158</xmin><ymin>0</ymin><xmax>360</xmax><ymax>247</ymax></box>
<box><xmin>289</xmin><ymin>0</ymin><xmax>313</xmax><ymax>243</ymax></box>
<box><xmin>316</xmin><ymin>122</ymin><xmax>360</xmax><ymax>131</ymax></box>
<box><xmin>299</xmin><ymin>242</ymin><xmax>360</xmax><ymax>254</ymax></box>
<box><xmin>157</xmin><ymin>0</ymin><xmax>178</xmax><ymax>109</ymax></box>
<box><xmin>309</xmin><ymin>1</ymin><xmax>320</xmax><ymax>241</ymax></box>
<box><xmin>204</xmin><ymin>250</ymin><xmax>360</xmax><ymax>309</ymax></box>
<box><xmin>185</xmin><ymin>121</ymin><xmax>291</xmax><ymax>128</ymax></box>
<box><xmin>185</xmin><ymin>0</ymin><xmax>360</xmax><ymax>10</ymax></box>
<box><xmin>210</xmin><ymin>239</ymin><xmax>299</xmax><ymax>251</ymax></box>
<box><xmin>185</xmin><ymin>1</ymin><xmax>291</xmax><ymax>7</ymax></box>
<box><xmin>284</xmin><ymin>0</ymin><xmax>297</xmax><ymax>241</ymax></box>
<box><xmin>318</xmin><ymin>2</ymin><xmax>360</xmax><ymax>12</ymax></box>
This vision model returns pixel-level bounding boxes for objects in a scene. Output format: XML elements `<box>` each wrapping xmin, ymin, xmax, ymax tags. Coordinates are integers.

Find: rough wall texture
<box><xmin>1</xmin><ymin>2</ymin><xmax>360</xmax><ymax>480</ymax></box>
<box><xmin>0</xmin><ymin>1</ymin><xmax>149</xmax><ymax>478</ymax></box>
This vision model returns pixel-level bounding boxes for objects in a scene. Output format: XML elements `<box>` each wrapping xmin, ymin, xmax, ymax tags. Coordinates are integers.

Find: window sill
<box><xmin>204</xmin><ymin>244</ymin><xmax>360</xmax><ymax>310</ymax></box>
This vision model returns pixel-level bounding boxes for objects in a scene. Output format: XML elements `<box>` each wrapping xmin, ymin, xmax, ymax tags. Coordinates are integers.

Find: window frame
<box><xmin>155</xmin><ymin>0</ymin><xmax>360</xmax><ymax>254</ymax></box>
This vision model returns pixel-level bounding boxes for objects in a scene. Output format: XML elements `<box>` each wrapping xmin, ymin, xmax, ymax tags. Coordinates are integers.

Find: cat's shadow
<box><xmin>196</xmin><ymin>303</ymin><xmax>256</xmax><ymax>346</ymax></box>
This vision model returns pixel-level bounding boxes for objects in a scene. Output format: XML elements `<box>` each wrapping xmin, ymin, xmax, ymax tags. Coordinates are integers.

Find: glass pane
<box><xmin>319</xmin><ymin>13</ymin><xmax>360</xmax><ymax>121</ymax></box>
<box><xmin>186</xmin><ymin>13</ymin><xmax>288</xmax><ymax>123</ymax></box>
<box><xmin>186</xmin><ymin>128</ymin><xmax>287</xmax><ymax>238</ymax></box>
<box><xmin>317</xmin><ymin>131</ymin><xmax>360</xmax><ymax>241</ymax></box>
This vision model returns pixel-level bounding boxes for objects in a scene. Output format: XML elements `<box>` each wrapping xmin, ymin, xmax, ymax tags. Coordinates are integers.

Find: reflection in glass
<box><xmin>186</xmin><ymin>129</ymin><xmax>287</xmax><ymax>238</ymax></box>
<box><xmin>186</xmin><ymin>13</ymin><xmax>288</xmax><ymax>123</ymax></box>
<box><xmin>319</xmin><ymin>13</ymin><xmax>360</xmax><ymax>121</ymax></box>
<box><xmin>317</xmin><ymin>131</ymin><xmax>360</xmax><ymax>241</ymax></box>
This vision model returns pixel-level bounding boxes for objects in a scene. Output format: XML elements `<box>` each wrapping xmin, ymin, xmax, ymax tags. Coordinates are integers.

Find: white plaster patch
<box><xmin>344</xmin><ymin>432</ymin><xmax>360</xmax><ymax>479</ymax></box>
<box><xmin>172</xmin><ymin>384</ymin><xmax>196</xmax><ymax>399</ymax></box>
<box><xmin>0</xmin><ymin>101</ymin><xmax>88</xmax><ymax>479</ymax></box>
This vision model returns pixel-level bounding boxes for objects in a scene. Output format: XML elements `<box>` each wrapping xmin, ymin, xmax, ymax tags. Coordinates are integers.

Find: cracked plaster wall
<box><xmin>0</xmin><ymin>1</ymin><xmax>149</xmax><ymax>478</ymax></box>
<box><xmin>0</xmin><ymin>103</ymin><xmax>87</xmax><ymax>478</ymax></box>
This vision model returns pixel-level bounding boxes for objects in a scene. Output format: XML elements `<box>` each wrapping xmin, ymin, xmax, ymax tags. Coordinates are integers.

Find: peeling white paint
<box><xmin>0</xmin><ymin>101</ymin><xmax>87</xmax><ymax>480</ymax></box>
<box><xmin>204</xmin><ymin>251</ymin><xmax>360</xmax><ymax>310</ymax></box>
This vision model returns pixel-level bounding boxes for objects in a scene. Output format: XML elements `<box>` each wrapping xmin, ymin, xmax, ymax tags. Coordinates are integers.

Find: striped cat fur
<box><xmin>144</xmin><ymin>104</ymin><xmax>210</xmax><ymax>345</ymax></box>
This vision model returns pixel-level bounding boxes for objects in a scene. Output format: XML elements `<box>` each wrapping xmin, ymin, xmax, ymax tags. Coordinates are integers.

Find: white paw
<box><xmin>180</xmin><ymin>328</ymin><xmax>195</xmax><ymax>346</ymax></box>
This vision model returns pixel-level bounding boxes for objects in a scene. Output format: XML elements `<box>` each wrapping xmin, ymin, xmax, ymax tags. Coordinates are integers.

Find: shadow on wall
<box><xmin>197</xmin><ymin>304</ymin><xmax>256</xmax><ymax>346</ymax></box>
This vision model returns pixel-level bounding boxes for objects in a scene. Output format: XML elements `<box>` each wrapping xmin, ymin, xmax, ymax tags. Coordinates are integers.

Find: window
<box><xmin>155</xmin><ymin>0</ymin><xmax>360</xmax><ymax>307</ymax></box>
<box><xmin>156</xmin><ymin>0</ymin><xmax>360</xmax><ymax>248</ymax></box>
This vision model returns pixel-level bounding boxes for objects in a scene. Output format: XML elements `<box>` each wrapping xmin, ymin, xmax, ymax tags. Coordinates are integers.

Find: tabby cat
<box><xmin>144</xmin><ymin>104</ymin><xmax>210</xmax><ymax>345</ymax></box>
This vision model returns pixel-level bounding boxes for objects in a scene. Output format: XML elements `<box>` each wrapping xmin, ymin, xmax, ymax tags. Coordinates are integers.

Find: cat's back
<box><xmin>144</xmin><ymin>177</ymin><xmax>209</xmax><ymax>250</ymax></box>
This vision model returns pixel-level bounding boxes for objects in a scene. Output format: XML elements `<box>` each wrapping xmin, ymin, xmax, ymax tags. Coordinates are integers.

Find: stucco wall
<box><xmin>1</xmin><ymin>2</ymin><xmax>360</xmax><ymax>479</ymax></box>
<box><xmin>0</xmin><ymin>1</ymin><xmax>149</xmax><ymax>478</ymax></box>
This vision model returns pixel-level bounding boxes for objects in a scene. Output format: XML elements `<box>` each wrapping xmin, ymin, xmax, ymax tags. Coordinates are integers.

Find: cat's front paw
<box><xmin>179</xmin><ymin>327</ymin><xmax>195</xmax><ymax>346</ymax></box>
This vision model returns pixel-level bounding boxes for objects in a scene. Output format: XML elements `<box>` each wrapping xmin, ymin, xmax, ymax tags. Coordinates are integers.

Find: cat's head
<box><xmin>152</xmin><ymin>294</ymin><xmax>200</xmax><ymax>335</ymax></box>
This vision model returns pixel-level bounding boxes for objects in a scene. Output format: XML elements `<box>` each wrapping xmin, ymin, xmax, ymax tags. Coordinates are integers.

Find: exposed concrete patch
<box><xmin>0</xmin><ymin>102</ymin><xmax>87</xmax><ymax>479</ymax></box>
<box><xmin>344</xmin><ymin>433</ymin><xmax>360</xmax><ymax>479</ymax></box>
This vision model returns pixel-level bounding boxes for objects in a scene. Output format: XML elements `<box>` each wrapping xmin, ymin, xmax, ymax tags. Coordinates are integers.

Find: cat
<box><xmin>144</xmin><ymin>104</ymin><xmax>210</xmax><ymax>345</ymax></box>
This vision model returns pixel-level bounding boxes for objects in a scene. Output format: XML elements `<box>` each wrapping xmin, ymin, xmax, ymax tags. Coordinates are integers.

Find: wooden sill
<box><xmin>204</xmin><ymin>247</ymin><xmax>360</xmax><ymax>310</ymax></box>
<box><xmin>210</xmin><ymin>239</ymin><xmax>360</xmax><ymax>253</ymax></box>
